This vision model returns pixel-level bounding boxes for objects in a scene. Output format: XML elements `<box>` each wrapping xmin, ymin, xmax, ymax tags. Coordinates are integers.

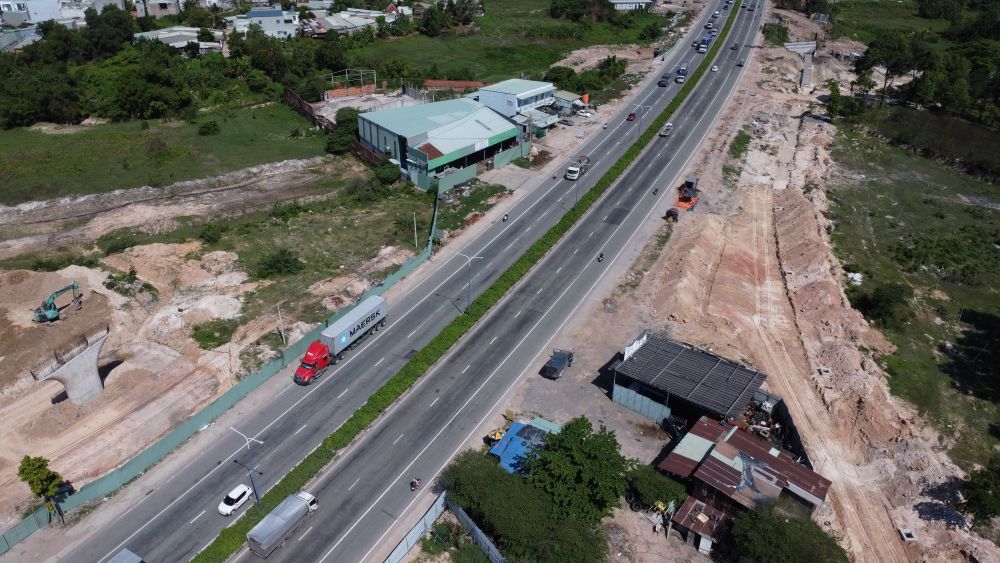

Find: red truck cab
<box><xmin>293</xmin><ymin>341</ymin><xmax>333</xmax><ymax>385</ymax></box>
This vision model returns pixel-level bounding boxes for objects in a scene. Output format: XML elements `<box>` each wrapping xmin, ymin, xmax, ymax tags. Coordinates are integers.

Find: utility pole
<box><xmin>276</xmin><ymin>304</ymin><xmax>286</xmax><ymax>347</ymax></box>
<box><xmin>230</xmin><ymin>427</ymin><xmax>264</xmax><ymax>511</ymax></box>
<box><xmin>413</xmin><ymin>212</ymin><xmax>419</xmax><ymax>249</ymax></box>
<box><xmin>455</xmin><ymin>252</ymin><xmax>484</xmax><ymax>315</ymax></box>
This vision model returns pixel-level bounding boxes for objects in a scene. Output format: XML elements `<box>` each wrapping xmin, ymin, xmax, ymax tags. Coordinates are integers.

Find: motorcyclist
<box><xmin>411</xmin><ymin>478</ymin><xmax>421</xmax><ymax>491</ymax></box>
<box><xmin>597</xmin><ymin>253</ymin><xmax>604</xmax><ymax>262</ymax></box>
<box><xmin>503</xmin><ymin>213</ymin><xmax>508</xmax><ymax>222</ymax></box>
<box><xmin>603</xmin><ymin>123</ymin><xmax>608</xmax><ymax>129</ymax></box>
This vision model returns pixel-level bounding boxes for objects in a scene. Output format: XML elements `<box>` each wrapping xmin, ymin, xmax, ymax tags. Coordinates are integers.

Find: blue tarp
<box><xmin>488</xmin><ymin>421</ymin><xmax>553</xmax><ymax>473</ymax></box>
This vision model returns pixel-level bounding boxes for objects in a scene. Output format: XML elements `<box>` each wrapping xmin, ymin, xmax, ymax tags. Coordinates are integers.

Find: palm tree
<box><xmin>209</xmin><ymin>4</ymin><xmax>225</xmax><ymax>29</ymax></box>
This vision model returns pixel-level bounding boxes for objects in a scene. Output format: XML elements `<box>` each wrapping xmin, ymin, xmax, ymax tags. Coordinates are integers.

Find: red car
<box><xmin>626</xmin><ymin>112</ymin><xmax>637</xmax><ymax>121</ymax></box>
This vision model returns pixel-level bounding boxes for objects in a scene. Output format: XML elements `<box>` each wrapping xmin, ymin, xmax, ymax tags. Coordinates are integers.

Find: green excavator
<box><xmin>33</xmin><ymin>281</ymin><xmax>83</xmax><ymax>323</ymax></box>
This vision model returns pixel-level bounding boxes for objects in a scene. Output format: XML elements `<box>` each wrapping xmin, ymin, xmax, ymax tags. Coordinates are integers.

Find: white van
<box><xmin>565</xmin><ymin>166</ymin><xmax>581</xmax><ymax>180</ymax></box>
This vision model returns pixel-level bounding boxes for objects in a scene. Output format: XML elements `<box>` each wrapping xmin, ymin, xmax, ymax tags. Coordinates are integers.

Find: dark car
<box><xmin>540</xmin><ymin>349</ymin><xmax>574</xmax><ymax>380</ymax></box>
<box><xmin>657</xmin><ymin>79</ymin><xmax>669</xmax><ymax>87</ymax></box>
<box><xmin>626</xmin><ymin>112</ymin><xmax>636</xmax><ymax>121</ymax></box>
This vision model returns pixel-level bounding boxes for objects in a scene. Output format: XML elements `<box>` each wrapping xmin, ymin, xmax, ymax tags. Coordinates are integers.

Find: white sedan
<box><xmin>576</xmin><ymin>110</ymin><xmax>593</xmax><ymax>118</ymax></box>
<box><xmin>218</xmin><ymin>483</ymin><xmax>253</xmax><ymax>516</ymax></box>
<box><xmin>711</xmin><ymin>65</ymin><xmax>719</xmax><ymax>72</ymax></box>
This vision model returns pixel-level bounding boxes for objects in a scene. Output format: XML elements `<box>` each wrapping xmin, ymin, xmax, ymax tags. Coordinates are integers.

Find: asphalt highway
<box><xmin>66</xmin><ymin>2</ymin><xmax>764</xmax><ymax>562</ymax></box>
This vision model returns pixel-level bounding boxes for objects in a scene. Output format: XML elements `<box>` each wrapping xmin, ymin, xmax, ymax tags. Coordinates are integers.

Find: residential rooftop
<box><xmin>478</xmin><ymin>78</ymin><xmax>554</xmax><ymax>97</ymax></box>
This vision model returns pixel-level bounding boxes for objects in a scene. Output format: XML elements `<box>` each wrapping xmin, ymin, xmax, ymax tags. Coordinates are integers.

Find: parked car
<box><xmin>558</xmin><ymin>118</ymin><xmax>575</xmax><ymax>126</ymax></box>
<box><xmin>711</xmin><ymin>65</ymin><xmax>719</xmax><ymax>72</ymax></box>
<box><xmin>576</xmin><ymin>110</ymin><xmax>593</xmax><ymax>118</ymax></box>
<box><xmin>626</xmin><ymin>112</ymin><xmax>636</xmax><ymax>121</ymax></box>
<box><xmin>710</xmin><ymin>29</ymin><xmax>718</xmax><ymax>36</ymax></box>
<box><xmin>565</xmin><ymin>165</ymin><xmax>581</xmax><ymax>180</ymax></box>
<box><xmin>712</xmin><ymin>10</ymin><xmax>719</xmax><ymax>17</ymax></box>
<box><xmin>219</xmin><ymin>484</ymin><xmax>253</xmax><ymax>516</ymax></box>
<box><xmin>705</xmin><ymin>22</ymin><xmax>713</xmax><ymax>29</ymax></box>
<box><xmin>657</xmin><ymin>79</ymin><xmax>669</xmax><ymax>87</ymax></box>
<box><xmin>540</xmin><ymin>349</ymin><xmax>574</xmax><ymax>380</ymax></box>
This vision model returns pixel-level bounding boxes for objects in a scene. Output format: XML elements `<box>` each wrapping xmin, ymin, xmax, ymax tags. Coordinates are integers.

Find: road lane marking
<box><xmin>349</xmin><ymin>12</ymin><xmax>757</xmax><ymax>561</ymax></box>
<box><xmin>299</xmin><ymin>526</ymin><xmax>314</xmax><ymax>541</ymax></box>
<box><xmin>430</xmin><ymin>396</ymin><xmax>439</xmax><ymax>407</ymax></box>
<box><xmin>556</xmin><ymin>267</ymin><xmax>562</xmax><ymax>274</ymax></box>
<box><xmin>337</xmin><ymin>388</ymin><xmax>349</xmax><ymax>399</ymax></box>
<box><xmin>293</xmin><ymin>424</ymin><xmax>308</xmax><ymax>436</ymax></box>
<box><xmin>348</xmin><ymin>478</ymin><xmax>361</xmax><ymax>491</ymax></box>
<box><xmin>375</xmin><ymin>357</ymin><xmax>385</xmax><ymax>367</ymax></box>
<box><xmin>189</xmin><ymin>510</ymin><xmax>205</xmax><ymax>524</ymax></box>
<box><xmin>462</xmin><ymin>364</ymin><xmax>470</xmax><ymax>374</ymax></box>
<box><xmin>490</xmin><ymin>336</ymin><xmax>497</xmax><ymax>345</ymax></box>
<box><xmin>514</xmin><ymin>310</ymin><xmax>521</xmax><ymax>319</ymax></box>
<box><xmin>392</xmin><ymin>434</ymin><xmax>404</xmax><ymax>445</ymax></box>
<box><xmin>101</xmin><ymin>12</ymin><xmax>746</xmax><ymax>562</ymax></box>
<box><xmin>573</xmin><ymin>248</ymin><xmax>579</xmax><ymax>255</ymax></box>
<box><xmin>589</xmin><ymin>231</ymin><xmax>594</xmax><ymax>237</ymax></box>
<box><xmin>536</xmin><ymin>287</ymin><xmax>543</xmax><ymax>295</ymax></box>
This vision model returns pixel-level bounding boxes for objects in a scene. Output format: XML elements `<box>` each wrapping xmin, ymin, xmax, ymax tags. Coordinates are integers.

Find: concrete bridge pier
<box><xmin>31</xmin><ymin>325</ymin><xmax>111</xmax><ymax>406</ymax></box>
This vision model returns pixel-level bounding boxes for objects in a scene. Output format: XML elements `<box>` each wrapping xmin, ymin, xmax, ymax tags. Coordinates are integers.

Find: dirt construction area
<box><xmin>465</xmin><ymin>7</ymin><xmax>1000</xmax><ymax>563</ymax></box>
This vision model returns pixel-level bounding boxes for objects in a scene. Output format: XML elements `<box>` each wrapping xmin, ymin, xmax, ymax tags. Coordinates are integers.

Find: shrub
<box><xmin>198</xmin><ymin>120</ymin><xmax>221</xmax><ymax>136</ymax></box>
<box><xmin>269</xmin><ymin>201</ymin><xmax>306</xmax><ymax>222</ymax></box>
<box><xmin>373</xmin><ymin>163</ymin><xmax>401</xmax><ymax>186</ymax></box>
<box><xmin>198</xmin><ymin>222</ymin><xmax>228</xmax><ymax>244</ymax></box>
<box><xmin>255</xmin><ymin>248</ymin><xmax>303</xmax><ymax>278</ymax></box>
<box><xmin>190</xmin><ymin>318</ymin><xmax>240</xmax><ymax>349</ymax></box>
<box><xmin>762</xmin><ymin>22</ymin><xmax>789</xmax><ymax>46</ymax></box>
<box><xmin>626</xmin><ymin>464</ymin><xmax>687</xmax><ymax>509</ymax></box>
<box><xmin>729</xmin><ymin>129</ymin><xmax>752</xmax><ymax>159</ymax></box>
<box><xmin>851</xmin><ymin>282</ymin><xmax>913</xmax><ymax>329</ymax></box>
<box><xmin>960</xmin><ymin>453</ymin><xmax>1000</xmax><ymax>523</ymax></box>
<box><xmin>732</xmin><ymin>502</ymin><xmax>849</xmax><ymax>563</ymax></box>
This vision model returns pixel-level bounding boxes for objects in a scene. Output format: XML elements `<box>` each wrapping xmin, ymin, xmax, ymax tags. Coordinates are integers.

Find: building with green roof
<box><xmin>357</xmin><ymin>97</ymin><xmax>529</xmax><ymax>191</ymax></box>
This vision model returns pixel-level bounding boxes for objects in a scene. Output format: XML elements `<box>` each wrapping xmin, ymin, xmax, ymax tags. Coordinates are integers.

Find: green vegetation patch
<box><xmin>832</xmin><ymin>0</ymin><xmax>954</xmax><ymax>46</ymax></box>
<box><xmin>728</xmin><ymin>129</ymin><xmax>752</xmax><ymax>159</ymax></box>
<box><xmin>0</xmin><ymin>104</ymin><xmax>325</xmax><ymax>205</ymax></box>
<box><xmin>191</xmin><ymin>318</ymin><xmax>241</xmax><ymax>350</ymax></box>
<box><xmin>762</xmin><ymin>22</ymin><xmax>790</xmax><ymax>46</ymax></box>
<box><xmin>828</xmin><ymin>125</ymin><xmax>1000</xmax><ymax>468</ymax></box>
<box><xmin>436</xmin><ymin>183</ymin><xmax>510</xmax><ymax>232</ymax></box>
<box><xmin>348</xmin><ymin>0</ymin><xmax>669</xmax><ymax>82</ymax></box>
<box><xmin>732</xmin><ymin>497</ymin><xmax>849</xmax><ymax>563</ymax></box>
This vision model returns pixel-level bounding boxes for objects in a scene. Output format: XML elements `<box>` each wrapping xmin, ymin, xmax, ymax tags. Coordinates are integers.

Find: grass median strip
<box><xmin>192</xmin><ymin>8</ymin><xmax>740</xmax><ymax>561</ymax></box>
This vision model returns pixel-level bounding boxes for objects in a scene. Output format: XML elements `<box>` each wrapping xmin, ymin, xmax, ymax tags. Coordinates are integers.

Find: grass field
<box><xmin>0</xmin><ymin>104</ymin><xmax>326</xmax><ymax>206</ymax></box>
<box><xmin>348</xmin><ymin>0</ymin><xmax>670</xmax><ymax>81</ymax></box>
<box><xmin>828</xmin><ymin>126</ymin><xmax>1000</xmax><ymax>469</ymax></box>
<box><xmin>832</xmin><ymin>0</ymin><xmax>953</xmax><ymax>47</ymax></box>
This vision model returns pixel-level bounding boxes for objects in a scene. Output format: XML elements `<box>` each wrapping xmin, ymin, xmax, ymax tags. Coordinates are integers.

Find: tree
<box><xmin>961</xmin><ymin>454</ymin><xmax>1000</xmax><ymax>522</ymax></box>
<box><xmin>732</xmin><ymin>502</ymin><xmax>849</xmax><ymax>563</ymax></box>
<box><xmin>208</xmin><ymin>4</ymin><xmax>225</xmax><ymax>29</ymax></box>
<box><xmin>18</xmin><ymin>456</ymin><xmax>64</xmax><ymax>512</ymax></box>
<box><xmin>523</xmin><ymin>416</ymin><xmax>629</xmax><ymax>525</ymax></box>
<box><xmin>626</xmin><ymin>464</ymin><xmax>686</xmax><ymax>509</ymax></box>
<box><xmin>197</xmin><ymin>27</ymin><xmax>215</xmax><ymax>42</ymax></box>
<box><xmin>824</xmin><ymin>78</ymin><xmax>843</xmax><ymax>117</ymax></box>
<box><xmin>543</xmin><ymin>66</ymin><xmax>578</xmax><ymax>91</ymax></box>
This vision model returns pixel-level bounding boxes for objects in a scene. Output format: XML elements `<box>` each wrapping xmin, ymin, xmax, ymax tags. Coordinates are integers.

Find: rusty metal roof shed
<box><xmin>614</xmin><ymin>333</ymin><xmax>766</xmax><ymax>417</ymax></box>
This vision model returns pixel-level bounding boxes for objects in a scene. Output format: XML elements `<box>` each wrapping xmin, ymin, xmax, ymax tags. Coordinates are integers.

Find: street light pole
<box><xmin>455</xmin><ymin>252</ymin><xmax>484</xmax><ymax>315</ymax></box>
<box><xmin>230</xmin><ymin>426</ymin><xmax>264</xmax><ymax>511</ymax></box>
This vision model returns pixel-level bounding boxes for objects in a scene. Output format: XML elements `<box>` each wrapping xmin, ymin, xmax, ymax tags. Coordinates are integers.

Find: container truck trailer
<box><xmin>246</xmin><ymin>491</ymin><xmax>318</xmax><ymax>558</ymax></box>
<box><xmin>293</xmin><ymin>295</ymin><xmax>387</xmax><ymax>385</ymax></box>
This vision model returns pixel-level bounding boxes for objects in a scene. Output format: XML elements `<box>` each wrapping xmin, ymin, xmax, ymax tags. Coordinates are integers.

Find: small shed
<box><xmin>487</xmin><ymin>418</ymin><xmax>561</xmax><ymax>473</ymax></box>
<box><xmin>552</xmin><ymin>90</ymin><xmax>583</xmax><ymax>115</ymax></box>
<box><xmin>671</xmin><ymin>497</ymin><xmax>731</xmax><ymax>555</ymax></box>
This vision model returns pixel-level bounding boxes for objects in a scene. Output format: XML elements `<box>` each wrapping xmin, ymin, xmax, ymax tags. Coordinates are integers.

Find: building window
<box><xmin>15</xmin><ymin>2</ymin><xmax>26</xmax><ymax>9</ymax></box>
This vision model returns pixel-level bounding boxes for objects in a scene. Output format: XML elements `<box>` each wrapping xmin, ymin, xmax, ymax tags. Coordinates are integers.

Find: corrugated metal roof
<box><xmin>247</xmin><ymin>8</ymin><xmax>282</xmax><ymax>17</ymax></box>
<box><xmin>658</xmin><ymin>418</ymin><xmax>728</xmax><ymax>477</ymax></box>
<box><xmin>613</xmin><ymin>334</ymin><xmax>766</xmax><ymax>417</ymax></box>
<box><xmin>487</xmin><ymin>421</ymin><xmax>551</xmax><ymax>473</ymax></box>
<box><xmin>418</xmin><ymin>105</ymin><xmax>517</xmax><ymax>159</ymax></box>
<box><xmin>479</xmin><ymin>78</ymin><xmax>553</xmax><ymax>97</ymax></box>
<box><xmin>553</xmin><ymin>89</ymin><xmax>581</xmax><ymax>101</ymax></box>
<box><xmin>361</xmin><ymin>98</ymin><xmax>483</xmax><ymax>138</ymax></box>
<box><xmin>688</xmin><ymin>417</ymin><xmax>830</xmax><ymax>509</ymax></box>
<box><xmin>672</xmin><ymin>497</ymin><xmax>730</xmax><ymax>541</ymax></box>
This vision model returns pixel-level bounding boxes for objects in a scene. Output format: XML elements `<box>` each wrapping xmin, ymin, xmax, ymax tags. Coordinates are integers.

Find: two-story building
<box><xmin>227</xmin><ymin>6</ymin><xmax>299</xmax><ymax>38</ymax></box>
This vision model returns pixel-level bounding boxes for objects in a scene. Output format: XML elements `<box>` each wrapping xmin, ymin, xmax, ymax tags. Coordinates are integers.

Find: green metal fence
<box><xmin>0</xmin><ymin>190</ymin><xmax>442</xmax><ymax>556</ymax></box>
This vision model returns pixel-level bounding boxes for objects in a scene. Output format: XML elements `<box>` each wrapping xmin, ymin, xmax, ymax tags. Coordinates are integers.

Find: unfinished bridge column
<box><xmin>31</xmin><ymin>325</ymin><xmax>111</xmax><ymax>406</ymax></box>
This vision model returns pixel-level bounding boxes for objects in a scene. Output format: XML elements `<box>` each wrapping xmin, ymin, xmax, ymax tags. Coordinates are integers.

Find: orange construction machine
<box><xmin>674</xmin><ymin>177</ymin><xmax>700</xmax><ymax>210</ymax></box>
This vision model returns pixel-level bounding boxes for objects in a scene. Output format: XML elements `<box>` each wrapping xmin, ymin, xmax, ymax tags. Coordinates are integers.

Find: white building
<box><xmin>475</xmin><ymin>79</ymin><xmax>556</xmax><ymax>118</ymax></box>
<box><xmin>134</xmin><ymin>0</ymin><xmax>180</xmax><ymax>18</ymax></box>
<box><xmin>227</xmin><ymin>6</ymin><xmax>299</xmax><ymax>39</ymax></box>
<box><xmin>609</xmin><ymin>0</ymin><xmax>652</xmax><ymax>11</ymax></box>
<box><xmin>0</xmin><ymin>0</ymin><xmax>121</xmax><ymax>26</ymax></box>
